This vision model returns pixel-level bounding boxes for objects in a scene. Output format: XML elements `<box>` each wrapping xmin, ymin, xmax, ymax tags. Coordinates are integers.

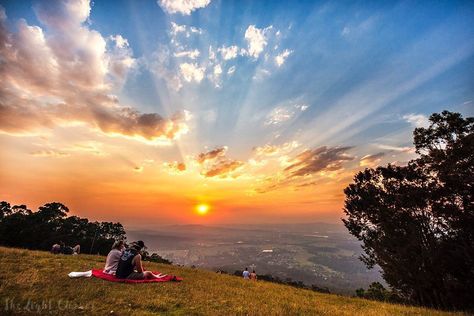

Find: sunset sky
<box><xmin>1</xmin><ymin>0</ymin><xmax>473</xmax><ymax>228</ymax></box>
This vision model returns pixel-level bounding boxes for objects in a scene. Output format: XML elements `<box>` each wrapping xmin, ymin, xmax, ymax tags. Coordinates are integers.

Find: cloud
<box><xmin>30</xmin><ymin>149</ymin><xmax>70</xmax><ymax>158</ymax></box>
<box><xmin>264</xmin><ymin>107</ymin><xmax>293</xmax><ymax>125</ymax></box>
<box><xmin>203</xmin><ymin>160</ymin><xmax>244</xmax><ymax>177</ymax></box>
<box><xmin>179</xmin><ymin>62</ymin><xmax>205</xmax><ymax>82</ymax></box>
<box><xmin>29</xmin><ymin>141</ymin><xmax>108</xmax><ymax>158</ymax></box>
<box><xmin>148</xmin><ymin>46</ymin><xmax>183</xmax><ymax>91</ymax></box>
<box><xmin>253</xmin><ymin>141</ymin><xmax>300</xmax><ymax>156</ymax></box>
<box><xmin>189</xmin><ymin>26</ymin><xmax>202</xmax><ymax>34</ymax></box>
<box><xmin>244</xmin><ymin>25</ymin><xmax>272</xmax><ymax>59</ymax></box>
<box><xmin>109</xmin><ymin>34</ymin><xmax>129</xmax><ymax>48</ymax></box>
<box><xmin>0</xmin><ymin>2</ymin><xmax>189</xmax><ymax>143</ymax></box>
<box><xmin>164</xmin><ymin>161</ymin><xmax>186</xmax><ymax>174</ymax></box>
<box><xmin>89</xmin><ymin>107</ymin><xmax>191</xmax><ymax>142</ymax></box>
<box><xmin>227</xmin><ymin>66</ymin><xmax>236</xmax><ymax>75</ymax></box>
<box><xmin>196</xmin><ymin>146</ymin><xmax>227</xmax><ymax>163</ymax></box>
<box><xmin>170</xmin><ymin>22</ymin><xmax>202</xmax><ymax>38</ymax></box>
<box><xmin>403</xmin><ymin>113</ymin><xmax>430</xmax><ymax>128</ymax></box>
<box><xmin>209</xmin><ymin>63</ymin><xmax>223</xmax><ymax>87</ymax></box>
<box><xmin>133</xmin><ymin>166</ymin><xmax>144</xmax><ymax>173</ymax></box>
<box><xmin>218</xmin><ymin>45</ymin><xmax>239</xmax><ymax>60</ymax></box>
<box><xmin>275</xmin><ymin>49</ymin><xmax>292</xmax><ymax>67</ymax></box>
<box><xmin>157</xmin><ymin>22</ymin><xmax>211</xmax><ymax>90</ymax></box>
<box><xmin>359</xmin><ymin>152</ymin><xmax>385</xmax><ymax>167</ymax></box>
<box><xmin>155</xmin><ymin>21</ymin><xmax>287</xmax><ymax>88</ymax></box>
<box><xmin>263</xmin><ymin>101</ymin><xmax>309</xmax><ymax>126</ymax></box>
<box><xmin>252</xmin><ymin>68</ymin><xmax>270</xmax><ymax>81</ymax></box>
<box><xmin>284</xmin><ymin>146</ymin><xmax>354</xmax><ymax>177</ymax></box>
<box><xmin>341</xmin><ymin>15</ymin><xmax>379</xmax><ymax>39</ymax></box>
<box><xmin>170</xmin><ymin>21</ymin><xmax>187</xmax><ymax>35</ymax></box>
<box><xmin>213</xmin><ymin>64</ymin><xmax>222</xmax><ymax>76</ymax></box>
<box><xmin>341</xmin><ymin>26</ymin><xmax>350</xmax><ymax>36</ymax></box>
<box><xmin>34</xmin><ymin>0</ymin><xmax>91</xmax><ymax>29</ymax></box>
<box><xmin>108</xmin><ymin>36</ymin><xmax>136</xmax><ymax>81</ymax></box>
<box><xmin>174</xmin><ymin>49</ymin><xmax>200</xmax><ymax>59</ymax></box>
<box><xmin>158</xmin><ymin>0</ymin><xmax>211</xmax><ymax>15</ymax></box>
<box><xmin>208</xmin><ymin>45</ymin><xmax>216</xmax><ymax>61</ymax></box>
<box><xmin>255</xmin><ymin>146</ymin><xmax>354</xmax><ymax>193</ymax></box>
<box><xmin>295</xmin><ymin>104</ymin><xmax>309</xmax><ymax>111</ymax></box>
<box><xmin>376</xmin><ymin>144</ymin><xmax>414</xmax><ymax>153</ymax></box>
<box><xmin>195</xmin><ymin>147</ymin><xmax>244</xmax><ymax>178</ymax></box>
<box><xmin>0</xmin><ymin>91</ymin><xmax>54</xmax><ymax>135</ymax></box>
<box><xmin>67</xmin><ymin>141</ymin><xmax>107</xmax><ymax>156</ymax></box>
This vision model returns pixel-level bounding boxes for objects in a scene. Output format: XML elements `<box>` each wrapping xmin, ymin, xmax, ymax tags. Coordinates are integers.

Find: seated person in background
<box><xmin>51</xmin><ymin>243</ymin><xmax>61</xmax><ymax>254</ymax></box>
<box><xmin>59</xmin><ymin>241</ymin><xmax>75</xmax><ymax>255</ymax></box>
<box><xmin>116</xmin><ymin>241</ymin><xmax>166</xmax><ymax>280</ymax></box>
<box><xmin>72</xmin><ymin>244</ymin><xmax>81</xmax><ymax>255</ymax></box>
<box><xmin>250</xmin><ymin>270</ymin><xmax>257</xmax><ymax>281</ymax></box>
<box><xmin>242</xmin><ymin>267</ymin><xmax>250</xmax><ymax>280</ymax></box>
<box><xmin>103</xmin><ymin>240</ymin><xmax>125</xmax><ymax>275</ymax></box>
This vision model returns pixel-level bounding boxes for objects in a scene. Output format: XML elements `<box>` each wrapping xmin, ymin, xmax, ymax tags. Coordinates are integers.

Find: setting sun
<box><xmin>196</xmin><ymin>204</ymin><xmax>210</xmax><ymax>215</ymax></box>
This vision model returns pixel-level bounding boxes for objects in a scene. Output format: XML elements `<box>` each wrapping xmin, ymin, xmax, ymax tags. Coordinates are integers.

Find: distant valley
<box><xmin>128</xmin><ymin>222</ymin><xmax>384</xmax><ymax>294</ymax></box>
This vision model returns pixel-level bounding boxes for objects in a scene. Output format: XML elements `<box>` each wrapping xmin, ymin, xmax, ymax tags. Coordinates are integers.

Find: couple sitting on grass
<box><xmin>104</xmin><ymin>240</ymin><xmax>167</xmax><ymax>280</ymax></box>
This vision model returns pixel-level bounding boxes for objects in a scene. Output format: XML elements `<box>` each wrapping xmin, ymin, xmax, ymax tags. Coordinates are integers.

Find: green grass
<box><xmin>0</xmin><ymin>247</ymin><xmax>464</xmax><ymax>315</ymax></box>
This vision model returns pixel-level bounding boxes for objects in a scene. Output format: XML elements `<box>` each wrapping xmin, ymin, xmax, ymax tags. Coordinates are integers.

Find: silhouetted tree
<box><xmin>0</xmin><ymin>204</ymin><xmax>32</xmax><ymax>247</ymax></box>
<box><xmin>355</xmin><ymin>282</ymin><xmax>402</xmax><ymax>303</ymax></box>
<box><xmin>0</xmin><ymin>202</ymin><xmax>12</xmax><ymax>219</ymax></box>
<box><xmin>0</xmin><ymin>201</ymin><xmax>126</xmax><ymax>255</ymax></box>
<box><xmin>343</xmin><ymin>111</ymin><xmax>474</xmax><ymax>310</ymax></box>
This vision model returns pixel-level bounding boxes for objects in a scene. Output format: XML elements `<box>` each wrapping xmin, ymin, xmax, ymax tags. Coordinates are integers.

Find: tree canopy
<box><xmin>0</xmin><ymin>201</ymin><xmax>126</xmax><ymax>255</ymax></box>
<box><xmin>343</xmin><ymin>111</ymin><xmax>473</xmax><ymax>310</ymax></box>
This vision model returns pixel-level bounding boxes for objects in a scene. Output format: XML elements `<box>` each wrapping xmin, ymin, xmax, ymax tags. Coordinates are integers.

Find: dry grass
<box><xmin>0</xmin><ymin>247</ymin><xmax>464</xmax><ymax>315</ymax></box>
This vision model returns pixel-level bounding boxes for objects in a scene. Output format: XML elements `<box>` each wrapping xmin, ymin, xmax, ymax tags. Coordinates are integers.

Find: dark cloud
<box><xmin>195</xmin><ymin>147</ymin><xmax>244</xmax><ymax>178</ymax></box>
<box><xmin>203</xmin><ymin>160</ymin><xmax>244</xmax><ymax>178</ymax></box>
<box><xmin>89</xmin><ymin>106</ymin><xmax>189</xmax><ymax>141</ymax></box>
<box><xmin>196</xmin><ymin>147</ymin><xmax>227</xmax><ymax>163</ymax></box>
<box><xmin>256</xmin><ymin>146</ymin><xmax>354</xmax><ymax>193</ymax></box>
<box><xmin>284</xmin><ymin>146</ymin><xmax>354</xmax><ymax>177</ymax></box>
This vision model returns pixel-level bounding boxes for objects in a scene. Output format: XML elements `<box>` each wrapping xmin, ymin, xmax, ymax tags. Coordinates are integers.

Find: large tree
<box><xmin>343</xmin><ymin>111</ymin><xmax>474</xmax><ymax>310</ymax></box>
<box><xmin>0</xmin><ymin>201</ymin><xmax>126</xmax><ymax>255</ymax></box>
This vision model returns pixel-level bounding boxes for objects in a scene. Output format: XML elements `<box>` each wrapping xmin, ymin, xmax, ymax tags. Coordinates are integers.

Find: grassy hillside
<box><xmin>0</xmin><ymin>247</ymin><xmax>464</xmax><ymax>315</ymax></box>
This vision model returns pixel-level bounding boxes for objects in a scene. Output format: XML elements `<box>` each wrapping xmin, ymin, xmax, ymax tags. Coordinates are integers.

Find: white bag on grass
<box><xmin>68</xmin><ymin>270</ymin><xmax>92</xmax><ymax>278</ymax></box>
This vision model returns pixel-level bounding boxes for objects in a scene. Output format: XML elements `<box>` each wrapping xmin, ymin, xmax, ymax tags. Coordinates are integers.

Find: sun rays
<box><xmin>0</xmin><ymin>0</ymin><xmax>472</xmax><ymax>226</ymax></box>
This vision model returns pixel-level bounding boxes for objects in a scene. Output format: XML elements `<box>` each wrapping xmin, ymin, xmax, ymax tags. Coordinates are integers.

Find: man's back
<box><xmin>116</xmin><ymin>248</ymin><xmax>138</xmax><ymax>278</ymax></box>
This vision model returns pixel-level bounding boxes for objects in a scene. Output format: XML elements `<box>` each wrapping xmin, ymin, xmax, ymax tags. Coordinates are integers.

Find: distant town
<box><xmin>128</xmin><ymin>222</ymin><xmax>384</xmax><ymax>294</ymax></box>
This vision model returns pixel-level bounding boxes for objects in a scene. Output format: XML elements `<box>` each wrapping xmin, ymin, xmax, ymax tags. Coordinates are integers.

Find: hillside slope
<box><xmin>0</xmin><ymin>247</ymin><xmax>463</xmax><ymax>315</ymax></box>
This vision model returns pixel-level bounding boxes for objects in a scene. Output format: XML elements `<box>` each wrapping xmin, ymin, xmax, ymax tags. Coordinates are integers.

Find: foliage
<box><xmin>355</xmin><ymin>282</ymin><xmax>403</xmax><ymax>303</ymax></box>
<box><xmin>0</xmin><ymin>201</ymin><xmax>126</xmax><ymax>255</ymax></box>
<box><xmin>343</xmin><ymin>111</ymin><xmax>474</xmax><ymax>310</ymax></box>
<box><xmin>141</xmin><ymin>250</ymin><xmax>173</xmax><ymax>265</ymax></box>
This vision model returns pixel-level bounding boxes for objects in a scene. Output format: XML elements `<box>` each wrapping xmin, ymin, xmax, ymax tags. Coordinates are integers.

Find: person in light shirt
<box><xmin>242</xmin><ymin>267</ymin><xmax>250</xmax><ymax>280</ymax></box>
<box><xmin>103</xmin><ymin>240</ymin><xmax>125</xmax><ymax>274</ymax></box>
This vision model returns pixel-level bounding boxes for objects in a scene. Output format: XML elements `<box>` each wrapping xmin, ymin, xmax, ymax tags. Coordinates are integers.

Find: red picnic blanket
<box><xmin>91</xmin><ymin>269</ymin><xmax>182</xmax><ymax>283</ymax></box>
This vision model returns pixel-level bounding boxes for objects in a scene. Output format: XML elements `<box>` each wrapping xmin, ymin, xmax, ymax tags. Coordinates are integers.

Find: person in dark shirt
<box><xmin>115</xmin><ymin>240</ymin><xmax>167</xmax><ymax>280</ymax></box>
